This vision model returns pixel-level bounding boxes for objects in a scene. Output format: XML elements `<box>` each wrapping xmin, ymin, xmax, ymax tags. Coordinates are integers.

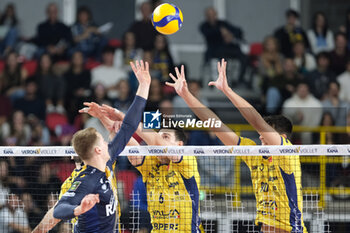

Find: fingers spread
<box><xmin>175</xmin><ymin>67</ymin><xmax>181</xmax><ymax>78</ymax></box>
<box><xmin>181</xmin><ymin>65</ymin><xmax>185</xmax><ymax>78</ymax></box>
<box><xmin>165</xmin><ymin>82</ymin><xmax>175</xmax><ymax>87</ymax></box>
<box><xmin>169</xmin><ymin>73</ymin><xmax>177</xmax><ymax>82</ymax></box>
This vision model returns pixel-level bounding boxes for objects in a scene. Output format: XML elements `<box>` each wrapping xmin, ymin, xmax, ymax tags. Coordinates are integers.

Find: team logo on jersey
<box><xmin>143</xmin><ymin>110</ymin><xmax>161</xmax><ymax>129</ymax></box>
<box><xmin>69</xmin><ymin>181</ymin><xmax>81</xmax><ymax>191</ymax></box>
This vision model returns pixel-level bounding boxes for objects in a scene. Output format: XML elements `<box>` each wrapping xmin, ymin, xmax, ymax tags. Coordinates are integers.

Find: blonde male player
<box><xmin>81</xmin><ymin>70</ymin><xmax>204</xmax><ymax>232</ymax></box>
<box><xmin>53</xmin><ymin>60</ymin><xmax>150</xmax><ymax>233</ymax></box>
<box><xmin>166</xmin><ymin>60</ymin><xmax>307</xmax><ymax>233</ymax></box>
<box><xmin>32</xmin><ymin>157</ymin><xmax>86</xmax><ymax>233</ymax></box>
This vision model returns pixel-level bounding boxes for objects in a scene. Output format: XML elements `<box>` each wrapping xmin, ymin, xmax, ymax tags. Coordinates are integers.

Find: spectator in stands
<box><xmin>143</xmin><ymin>50</ymin><xmax>162</xmax><ymax>80</ymax></box>
<box><xmin>129</xmin><ymin>1</ymin><xmax>158</xmax><ymax>50</ymax></box>
<box><xmin>173</xmin><ymin>80</ymin><xmax>209</xmax><ymax>117</ymax></box>
<box><xmin>306</xmin><ymin>52</ymin><xmax>336</xmax><ymax>100</ymax></box>
<box><xmin>145</xmin><ymin>79</ymin><xmax>163</xmax><ymax>111</ymax></box>
<box><xmin>329</xmin><ymin>32</ymin><xmax>349</xmax><ymax>75</ymax></box>
<box><xmin>114</xmin><ymin>31</ymin><xmax>143</xmax><ymax>71</ymax></box>
<box><xmin>35</xmin><ymin>53</ymin><xmax>65</xmax><ymax>113</ymax></box>
<box><xmin>200</xmin><ymin>7</ymin><xmax>243</xmax><ymax>62</ymax></box>
<box><xmin>35</xmin><ymin>3</ymin><xmax>73</xmax><ymax>60</ymax></box>
<box><xmin>113</xmin><ymin>80</ymin><xmax>133</xmax><ymax>113</ymax></box>
<box><xmin>264</xmin><ymin>58</ymin><xmax>301</xmax><ymax>114</ymax></box>
<box><xmin>292</xmin><ymin>41</ymin><xmax>316</xmax><ymax>74</ymax></box>
<box><xmin>27</xmin><ymin>115</ymin><xmax>50</xmax><ymax>146</ymax></box>
<box><xmin>0</xmin><ymin>51</ymin><xmax>28</xmax><ymax>102</ymax></box>
<box><xmin>0</xmin><ymin>4</ymin><xmax>19</xmax><ymax>57</ymax></box>
<box><xmin>283</xmin><ymin>82</ymin><xmax>323</xmax><ymax>143</ymax></box>
<box><xmin>21</xmin><ymin>192</ymin><xmax>42</xmax><ymax>230</ymax></box>
<box><xmin>274</xmin><ymin>9</ymin><xmax>309</xmax><ymax>58</ymax></box>
<box><xmin>64</xmin><ymin>51</ymin><xmax>91</xmax><ymax>121</ymax></box>
<box><xmin>259</xmin><ymin>36</ymin><xmax>284</xmax><ymax>81</ymax></box>
<box><xmin>1</xmin><ymin>110</ymin><xmax>31</xmax><ymax>146</ymax></box>
<box><xmin>322</xmin><ymin>81</ymin><xmax>348</xmax><ymax>126</ymax></box>
<box><xmin>0</xmin><ymin>160</ymin><xmax>10</xmax><ymax>207</ymax></box>
<box><xmin>0</xmin><ymin>193</ymin><xmax>32</xmax><ymax>233</ymax></box>
<box><xmin>152</xmin><ymin>34</ymin><xmax>174</xmax><ymax>82</ymax></box>
<box><xmin>339</xmin><ymin>8</ymin><xmax>350</xmax><ymax>51</ymax></box>
<box><xmin>337</xmin><ymin>58</ymin><xmax>350</xmax><ymax>103</ymax></box>
<box><xmin>216</xmin><ymin>27</ymin><xmax>248</xmax><ymax>87</ymax></box>
<box><xmin>31</xmin><ymin>163</ymin><xmax>61</xmax><ymax>210</ymax></box>
<box><xmin>13</xmin><ymin>78</ymin><xmax>46</xmax><ymax>121</ymax></box>
<box><xmin>71</xmin><ymin>6</ymin><xmax>107</xmax><ymax>60</ymax></box>
<box><xmin>0</xmin><ymin>95</ymin><xmax>12</xmax><ymax>138</ymax></box>
<box><xmin>91</xmin><ymin>46</ymin><xmax>127</xmax><ymax>98</ymax></box>
<box><xmin>307</xmin><ymin>12</ymin><xmax>334</xmax><ymax>54</ymax></box>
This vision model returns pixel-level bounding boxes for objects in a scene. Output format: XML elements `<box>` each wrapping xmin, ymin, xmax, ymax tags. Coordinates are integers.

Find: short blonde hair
<box><xmin>71</xmin><ymin>128</ymin><xmax>98</xmax><ymax>160</ymax></box>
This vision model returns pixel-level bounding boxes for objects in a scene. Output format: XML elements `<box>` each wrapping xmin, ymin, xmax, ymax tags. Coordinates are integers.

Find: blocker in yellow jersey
<box><xmin>240</xmin><ymin>136</ymin><xmax>307</xmax><ymax>233</ymax></box>
<box><xmin>135</xmin><ymin>155</ymin><xmax>204</xmax><ymax>233</ymax></box>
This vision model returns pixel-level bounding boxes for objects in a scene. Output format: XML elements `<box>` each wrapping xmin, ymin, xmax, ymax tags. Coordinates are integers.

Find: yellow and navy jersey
<box><xmin>58</xmin><ymin>164</ymin><xmax>87</xmax><ymax>200</ymax></box>
<box><xmin>239</xmin><ymin>136</ymin><xmax>307</xmax><ymax>233</ymax></box>
<box><xmin>55</xmin><ymin>160</ymin><xmax>120</xmax><ymax>233</ymax></box>
<box><xmin>58</xmin><ymin>164</ymin><xmax>87</xmax><ymax>226</ymax></box>
<box><xmin>135</xmin><ymin>155</ymin><xmax>204</xmax><ymax>233</ymax></box>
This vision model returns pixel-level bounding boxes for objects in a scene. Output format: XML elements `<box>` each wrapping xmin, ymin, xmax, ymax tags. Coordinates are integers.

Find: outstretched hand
<box><xmin>208</xmin><ymin>58</ymin><xmax>229</xmax><ymax>92</ymax></box>
<box><xmin>165</xmin><ymin>65</ymin><xmax>189</xmax><ymax>97</ymax></box>
<box><xmin>79</xmin><ymin>102</ymin><xmax>114</xmax><ymax>131</ymax></box>
<box><xmin>79</xmin><ymin>102</ymin><xmax>104</xmax><ymax>119</ymax></box>
<box><xmin>130</xmin><ymin>60</ymin><xmax>151</xmax><ymax>86</ymax></box>
<box><xmin>100</xmin><ymin>104</ymin><xmax>125</xmax><ymax>121</ymax></box>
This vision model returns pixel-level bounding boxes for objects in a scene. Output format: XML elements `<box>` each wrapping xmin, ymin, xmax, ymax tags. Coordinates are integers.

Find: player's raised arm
<box><xmin>209</xmin><ymin>59</ymin><xmax>281</xmax><ymax>145</ymax></box>
<box><xmin>165</xmin><ymin>65</ymin><xmax>240</xmax><ymax>145</ymax></box>
<box><xmin>107</xmin><ymin>60</ymin><xmax>150</xmax><ymax>161</ymax></box>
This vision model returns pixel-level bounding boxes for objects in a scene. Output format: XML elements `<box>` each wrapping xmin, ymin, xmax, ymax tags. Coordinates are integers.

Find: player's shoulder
<box><xmin>73</xmin><ymin>165</ymin><xmax>104</xmax><ymax>184</ymax></box>
<box><xmin>238</xmin><ymin>137</ymin><xmax>257</xmax><ymax>146</ymax></box>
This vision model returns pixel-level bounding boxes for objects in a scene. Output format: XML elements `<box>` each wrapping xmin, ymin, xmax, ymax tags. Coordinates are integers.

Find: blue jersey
<box><xmin>54</xmin><ymin>96</ymin><xmax>147</xmax><ymax>233</ymax></box>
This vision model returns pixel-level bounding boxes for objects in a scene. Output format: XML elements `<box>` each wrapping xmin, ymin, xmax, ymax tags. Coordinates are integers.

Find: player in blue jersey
<box><xmin>53</xmin><ymin>61</ymin><xmax>151</xmax><ymax>233</ymax></box>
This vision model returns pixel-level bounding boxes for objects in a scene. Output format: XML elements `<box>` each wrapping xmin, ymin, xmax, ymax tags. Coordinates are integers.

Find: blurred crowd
<box><xmin>0</xmin><ymin>1</ymin><xmax>350</xmax><ymax>232</ymax></box>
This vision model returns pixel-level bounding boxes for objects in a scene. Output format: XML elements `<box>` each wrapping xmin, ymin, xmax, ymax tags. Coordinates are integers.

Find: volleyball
<box><xmin>151</xmin><ymin>3</ymin><xmax>183</xmax><ymax>35</ymax></box>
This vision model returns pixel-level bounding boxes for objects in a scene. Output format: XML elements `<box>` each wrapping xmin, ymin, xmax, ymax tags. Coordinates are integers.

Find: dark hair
<box><xmin>102</xmin><ymin>46</ymin><xmax>115</xmax><ymax>55</ymax></box>
<box><xmin>0</xmin><ymin>4</ymin><xmax>18</xmax><ymax>26</ymax></box>
<box><xmin>286</xmin><ymin>9</ymin><xmax>299</xmax><ymax>18</ymax></box>
<box><xmin>25</xmin><ymin>77</ymin><xmax>37</xmax><ymax>86</ymax></box>
<box><xmin>316</xmin><ymin>51</ymin><xmax>330</xmax><ymax>61</ymax></box>
<box><xmin>37</xmin><ymin>53</ymin><xmax>54</xmax><ymax>75</ymax></box>
<box><xmin>320</xmin><ymin>112</ymin><xmax>335</xmax><ymax>126</ymax></box>
<box><xmin>160</xmin><ymin>127</ymin><xmax>187</xmax><ymax>144</ymax></box>
<box><xmin>328</xmin><ymin>80</ymin><xmax>340</xmax><ymax>90</ymax></box>
<box><xmin>312</xmin><ymin>12</ymin><xmax>328</xmax><ymax>37</ymax></box>
<box><xmin>335</xmin><ymin>32</ymin><xmax>347</xmax><ymax>41</ymax></box>
<box><xmin>263</xmin><ymin>115</ymin><xmax>293</xmax><ymax>138</ymax></box>
<box><xmin>76</xmin><ymin>6</ymin><xmax>93</xmax><ymax>23</ymax></box>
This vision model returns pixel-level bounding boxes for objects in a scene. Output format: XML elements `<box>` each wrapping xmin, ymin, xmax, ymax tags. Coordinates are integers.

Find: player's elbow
<box><xmin>53</xmin><ymin>203</ymin><xmax>76</xmax><ymax>220</ymax></box>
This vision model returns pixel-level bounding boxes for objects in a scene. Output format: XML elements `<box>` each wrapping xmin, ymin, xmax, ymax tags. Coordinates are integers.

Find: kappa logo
<box><xmin>3</xmin><ymin>149</ymin><xmax>13</xmax><ymax>154</ymax></box>
<box><xmin>327</xmin><ymin>146</ymin><xmax>338</xmax><ymax>153</ymax></box>
<box><xmin>65</xmin><ymin>149</ymin><xmax>76</xmax><ymax>154</ymax></box>
<box><xmin>194</xmin><ymin>148</ymin><xmax>204</xmax><ymax>154</ymax></box>
<box><xmin>128</xmin><ymin>148</ymin><xmax>140</xmax><ymax>154</ymax></box>
<box><xmin>259</xmin><ymin>148</ymin><xmax>270</xmax><ymax>154</ymax></box>
<box><xmin>143</xmin><ymin>110</ymin><xmax>161</xmax><ymax>129</ymax></box>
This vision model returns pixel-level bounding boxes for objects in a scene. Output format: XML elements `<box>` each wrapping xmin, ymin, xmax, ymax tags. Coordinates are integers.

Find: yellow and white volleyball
<box><xmin>151</xmin><ymin>3</ymin><xmax>183</xmax><ymax>35</ymax></box>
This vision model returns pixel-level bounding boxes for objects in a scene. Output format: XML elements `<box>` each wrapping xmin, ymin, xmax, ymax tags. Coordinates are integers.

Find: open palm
<box><xmin>130</xmin><ymin>60</ymin><xmax>151</xmax><ymax>86</ymax></box>
<box><xmin>208</xmin><ymin>58</ymin><xmax>229</xmax><ymax>92</ymax></box>
<box><xmin>100</xmin><ymin>104</ymin><xmax>125</xmax><ymax>121</ymax></box>
<box><xmin>166</xmin><ymin>65</ymin><xmax>189</xmax><ymax>97</ymax></box>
